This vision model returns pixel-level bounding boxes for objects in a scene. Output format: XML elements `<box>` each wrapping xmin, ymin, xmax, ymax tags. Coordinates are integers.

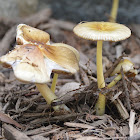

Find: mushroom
<box><xmin>73</xmin><ymin>21</ymin><xmax>131</xmax><ymax>115</ymax></box>
<box><xmin>109</xmin><ymin>0</ymin><xmax>119</xmax><ymax>22</ymax></box>
<box><xmin>16</xmin><ymin>24</ymin><xmax>79</xmax><ymax>93</ymax></box>
<box><xmin>108</xmin><ymin>59</ymin><xmax>137</xmax><ymax>88</ymax></box>
<box><xmin>0</xmin><ymin>24</ymin><xmax>79</xmax><ymax>112</ymax></box>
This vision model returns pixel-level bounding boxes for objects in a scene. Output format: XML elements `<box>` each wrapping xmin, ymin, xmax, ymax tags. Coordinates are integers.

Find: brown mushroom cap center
<box><xmin>87</xmin><ymin>22</ymin><xmax>118</xmax><ymax>32</ymax></box>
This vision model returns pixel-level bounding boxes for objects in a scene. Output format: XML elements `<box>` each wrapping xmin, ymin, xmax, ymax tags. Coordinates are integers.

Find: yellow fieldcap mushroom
<box><xmin>0</xmin><ymin>24</ymin><xmax>79</xmax><ymax>111</ymax></box>
<box><xmin>108</xmin><ymin>59</ymin><xmax>137</xmax><ymax>88</ymax></box>
<box><xmin>110</xmin><ymin>59</ymin><xmax>135</xmax><ymax>76</ymax></box>
<box><xmin>73</xmin><ymin>21</ymin><xmax>131</xmax><ymax>115</ymax></box>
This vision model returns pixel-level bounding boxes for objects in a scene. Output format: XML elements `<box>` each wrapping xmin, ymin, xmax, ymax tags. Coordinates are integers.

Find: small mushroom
<box><xmin>108</xmin><ymin>59</ymin><xmax>137</xmax><ymax>88</ymax></box>
<box><xmin>73</xmin><ymin>21</ymin><xmax>131</xmax><ymax>115</ymax></box>
<box><xmin>0</xmin><ymin>24</ymin><xmax>79</xmax><ymax>112</ymax></box>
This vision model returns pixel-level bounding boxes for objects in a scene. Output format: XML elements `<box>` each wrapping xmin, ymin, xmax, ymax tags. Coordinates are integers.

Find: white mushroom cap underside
<box><xmin>73</xmin><ymin>22</ymin><xmax>131</xmax><ymax>41</ymax></box>
<box><xmin>0</xmin><ymin>45</ymin><xmax>70</xmax><ymax>84</ymax></box>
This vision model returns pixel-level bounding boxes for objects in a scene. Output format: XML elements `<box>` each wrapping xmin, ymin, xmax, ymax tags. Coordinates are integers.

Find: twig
<box><xmin>30</xmin><ymin>113</ymin><xmax>84</xmax><ymax>125</ymax></box>
<box><xmin>35</xmin><ymin>128</ymin><xmax>61</xmax><ymax>137</ymax></box>
<box><xmin>113</xmin><ymin>99</ymin><xmax>129</xmax><ymax>120</ymax></box>
<box><xmin>25</xmin><ymin>125</ymin><xmax>52</xmax><ymax>136</ymax></box>
<box><xmin>64</xmin><ymin>122</ymin><xmax>95</xmax><ymax>129</ymax></box>
<box><xmin>129</xmin><ymin>110</ymin><xmax>136</xmax><ymax>137</ymax></box>
<box><xmin>121</xmin><ymin>68</ymin><xmax>131</xmax><ymax>111</ymax></box>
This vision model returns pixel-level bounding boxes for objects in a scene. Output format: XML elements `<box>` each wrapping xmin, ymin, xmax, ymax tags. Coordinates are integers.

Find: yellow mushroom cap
<box><xmin>73</xmin><ymin>22</ymin><xmax>131</xmax><ymax>41</ymax></box>
<box><xmin>110</xmin><ymin>59</ymin><xmax>134</xmax><ymax>76</ymax></box>
<box><xmin>39</xmin><ymin>43</ymin><xmax>79</xmax><ymax>74</ymax></box>
<box><xmin>16</xmin><ymin>24</ymin><xmax>50</xmax><ymax>45</ymax></box>
<box><xmin>52</xmin><ymin>43</ymin><xmax>80</xmax><ymax>61</ymax></box>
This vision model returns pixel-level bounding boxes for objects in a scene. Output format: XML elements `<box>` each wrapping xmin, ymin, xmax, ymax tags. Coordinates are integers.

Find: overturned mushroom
<box><xmin>17</xmin><ymin>24</ymin><xmax>79</xmax><ymax>93</ymax></box>
<box><xmin>0</xmin><ymin>24</ymin><xmax>79</xmax><ymax>112</ymax></box>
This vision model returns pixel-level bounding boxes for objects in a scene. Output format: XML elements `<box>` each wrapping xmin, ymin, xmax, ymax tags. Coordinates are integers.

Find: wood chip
<box><xmin>113</xmin><ymin>99</ymin><xmax>129</xmax><ymax>120</ymax></box>
<box><xmin>129</xmin><ymin>110</ymin><xmax>136</xmax><ymax>137</ymax></box>
<box><xmin>31</xmin><ymin>135</ymin><xmax>49</xmax><ymax>140</ymax></box>
<box><xmin>3</xmin><ymin>124</ymin><xmax>30</xmax><ymax>140</ymax></box>
<box><xmin>76</xmin><ymin>136</ymin><xmax>101</xmax><ymax>140</ymax></box>
<box><xmin>64</xmin><ymin>122</ymin><xmax>94</xmax><ymax>129</ymax></box>
<box><xmin>25</xmin><ymin>125</ymin><xmax>52</xmax><ymax>136</ymax></box>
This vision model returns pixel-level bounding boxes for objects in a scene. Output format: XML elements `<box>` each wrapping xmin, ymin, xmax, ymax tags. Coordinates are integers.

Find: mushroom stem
<box><xmin>109</xmin><ymin>0</ymin><xmax>119</xmax><ymax>22</ymax></box>
<box><xmin>96</xmin><ymin>93</ymin><xmax>106</xmax><ymax>115</ymax></box>
<box><xmin>96</xmin><ymin>40</ymin><xmax>106</xmax><ymax>116</ymax></box>
<box><xmin>96</xmin><ymin>40</ymin><xmax>105</xmax><ymax>88</ymax></box>
<box><xmin>107</xmin><ymin>73</ymin><xmax>122</xmax><ymax>88</ymax></box>
<box><xmin>35</xmin><ymin>83</ymin><xmax>60</xmax><ymax>111</ymax></box>
<box><xmin>51</xmin><ymin>73</ymin><xmax>58</xmax><ymax>93</ymax></box>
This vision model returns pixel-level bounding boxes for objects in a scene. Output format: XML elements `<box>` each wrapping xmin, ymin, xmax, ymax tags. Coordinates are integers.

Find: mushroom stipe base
<box><xmin>36</xmin><ymin>83</ymin><xmax>60</xmax><ymax>111</ymax></box>
<box><xmin>96</xmin><ymin>40</ymin><xmax>106</xmax><ymax>116</ymax></box>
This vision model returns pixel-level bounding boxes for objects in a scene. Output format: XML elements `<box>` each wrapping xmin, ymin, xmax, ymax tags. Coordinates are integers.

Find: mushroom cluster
<box><xmin>0</xmin><ymin>24</ymin><xmax>79</xmax><ymax>111</ymax></box>
<box><xmin>73</xmin><ymin>21</ymin><xmax>131</xmax><ymax>115</ymax></box>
